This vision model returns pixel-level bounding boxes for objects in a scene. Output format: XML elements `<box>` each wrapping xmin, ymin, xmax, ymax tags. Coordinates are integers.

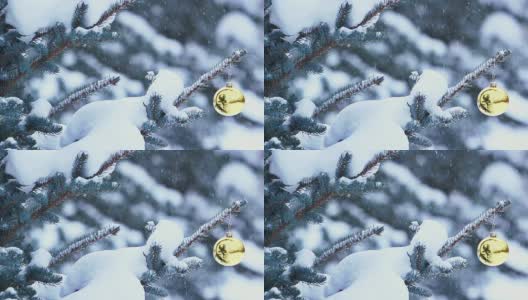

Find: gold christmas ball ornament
<box><xmin>477</xmin><ymin>233</ymin><xmax>509</xmax><ymax>266</ymax></box>
<box><xmin>213</xmin><ymin>232</ymin><xmax>245</xmax><ymax>266</ymax></box>
<box><xmin>213</xmin><ymin>83</ymin><xmax>245</xmax><ymax>116</ymax></box>
<box><xmin>477</xmin><ymin>82</ymin><xmax>509</xmax><ymax>116</ymax></box>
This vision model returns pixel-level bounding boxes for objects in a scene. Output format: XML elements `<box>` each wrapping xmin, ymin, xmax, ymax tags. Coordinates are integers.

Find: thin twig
<box><xmin>349</xmin><ymin>0</ymin><xmax>400</xmax><ymax>30</ymax></box>
<box><xmin>314</xmin><ymin>75</ymin><xmax>384</xmax><ymax>116</ymax></box>
<box><xmin>314</xmin><ymin>224</ymin><xmax>384</xmax><ymax>265</ymax></box>
<box><xmin>49</xmin><ymin>224</ymin><xmax>120</xmax><ymax>266</ymax></box>
<box><xmin>50</xmin><ymin>76</ymin><xmax>120</xmax><ymax>116</ymax></box>
<box><xmin>86</xmin><ymin>150</ymin><xmax>132</xmax><ymax>179</ymax></box>
<box><xmin>86</xmin><ymin>0</ymin><xmax>135</xmax><ymax>29</ymax></box>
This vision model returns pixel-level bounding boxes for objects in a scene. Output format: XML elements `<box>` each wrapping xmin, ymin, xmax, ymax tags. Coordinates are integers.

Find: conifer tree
<box><xmin>0</xmin><ymin>149</ymin><xmax>255</xmax><ymax>299</ymax></box>
<box><xmin>264</xmin><ymin>0</ymin><xmax>511</xmax><ymax>151</ymax></box>
<box><xmin>0</xmin><ymin>0</ymin><xmax>249</xmax><ymax>156</ymax></box>
<box><xmin>265</xmin><ymin>149</ymin><xmax>517</xmax><ymax>299</ymax></box>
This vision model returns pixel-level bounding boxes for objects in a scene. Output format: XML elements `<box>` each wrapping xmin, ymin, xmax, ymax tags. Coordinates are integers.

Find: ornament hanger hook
<box><xmin>226</xmin><ymin>209</ymin><xmax>233</xmax><ymax>236</ymax></box>
<box><xmin>490</xmin><ymin>213</ymin><xmax>496</xmax><ymax>236</ymax></box>
<box><xmin>490</xmin><ymin>69</ymin><xmax>496</xmax><ymax>86</ymax></box>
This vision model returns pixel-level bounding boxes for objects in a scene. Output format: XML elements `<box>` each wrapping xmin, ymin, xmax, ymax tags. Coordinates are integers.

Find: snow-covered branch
<box><xmin>349</xmin><ymin>0</ymin><xmax>400</xmax><ymax>30</ymax></box>
<box><xmin>314</xmin><ymin>224</ymin><xmax>384</xmax><ymax>266</ymax></box>
<box><xmin>173</xmin><ymin>199</ymin><xmax>247</xmax><ymax>257</ymax></box>
<box><xmin>439</xmin><ymin>49</ymin><xmax>511</xmax><ymax>107</ymax></box>
<box><xmin>174</xmin><ymin>49</ymin><xmax>248</xmax><ymax>106</ymax></box>
<box><xmin>0</xmin><ymin>191</ymin><xmax>73</xmax><ymax>245</ymax></box>
<box><xmin>267</xmin><ymin>1</ymin><xmax>398</xmax><ymax>95</ymax></box>
<box><xmin>86</xmin><ymin>0</ymin><xmax>136</xmax><ymax>30</ymax></box>
<box><xmin>50</xmin><ymin>75</ymin><xmax>120</xmax><ymax>116</ymax></box>
<box><xmin>49</xmin><ymin>224</ymin><xmax>120</xmax><ymax>266</ymax></box>
<box><xmin>266</xmin><ymin>151</ymin><xmax>393</xmax><ymax>246</ymax></box>
<box><xmin>87</xmin><ymin>150</ymin><xmax>133</xmax><ymax>179</ymax></box>
<box><xmin>313</xmin><ymin>75</ymin><xmax>384</xmax><ymax>116</ymax></box>
<box><xmin>438</xmin><ymin>200</ymin><xmax>511</xmax><ymax>257</ymax></box>
<box><xmin>350</xmin><ymin>151</ymin><xmax>396</xmax><ymax>179</ymax></box>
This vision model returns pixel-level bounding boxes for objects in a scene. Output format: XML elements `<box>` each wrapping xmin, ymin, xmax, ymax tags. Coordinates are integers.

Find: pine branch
<box><xmin>438</xmin><ymin>200</ymin><xmax>511</xmax><ymax>257</ymax></box>
<box><xmin>439</xmin><ymin>49</ymin><xmax>511</xmax><ymax>107</ymax></box>
<box><xmin>0</xmin><ymin>1</ymin><xmax>133</xmax><ymax>96</ymax></box>
<box><xmin>314</xmin><ymin>224</ymin><xmax>384</xmax><ymax>265</ymax></box>
<box><xmin>86</xmin><ymin>150</ymin><xmax>132</xmax><ymax>179</ymax></box>
<box><xmin>335</xmin><ymin>2</ymin><xmax>352</xmax><ymax>29</ymax></box>
<box><xmin>2</xmin><ymin>152</ymin><xmax>129</xmax><ymax>245</ymax></box>
<box><xmin>267</xmin><ymin>1</ymin><xmax>397</xmax><ymax>94</ymax></box>
<box><xmin>0</xmin><ymin>192</ymin><xmax>73</xmax><ymax>245</ymax></box>
<box><xmin>174</xmin><ymin>49</ymin><xmax>248</xmax><ymax>106</ymax></box>
<box><xmin>265</xmin><ymin>152</ymin><xmax>394</xmax><ymax>246</ymax></box>
<box><xmin>49</xmin><ymin>224</ymin><xmax>120</xmax><ymax>266</ymax></box>
<box><xmin>0</xmin><ymin>41</ymin><xmax>72</xmax><ymax>96</ymax></box>
<box><xmin>173</xmin><ymin>199</ymin><xmax>247</xmax><ymax>257</ymax></box>
<box><xmin>71</xmin><ymin>2</ymin><xmax>88</xmax><ymax>28</ymax></box>
<box><xmin>350</xmin><ymin>151</ymin><xmax>397</xmax><ymax>180</ymax></box>
<box><xmin>314</xmin><ymin>75</ymin><xmax>384</xmax><ymax>116</ymax></box>
<box><xmin>349</xmin><ymin>0</ymin><xmax>400</xmax><ymax>30</ymax></box>
<box><xmin>86</xmin><ymin>0</ymin><xmax>136</xmax><ymax>29</ymax></box>
<box><xmin>50</xmin><ymin>75</ymin><xmax>120</xmax><ymax>116</ymax></box>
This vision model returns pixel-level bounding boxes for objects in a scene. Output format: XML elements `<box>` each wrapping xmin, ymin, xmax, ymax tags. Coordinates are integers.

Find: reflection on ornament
<box><xmin>477</xmin><ymin>233</ymin><xmax>509</xmax><ymax>266</ymax></box>
<box><xmin>477</xmin><ymin>82</ymin><xmax>509</xmax><ymax>116</ymax></box>
<box><xmin>213</xmin><ymin>232</ymin><xmax>245</xmax><ymax>266</ymax></box>
<box><xmin>213</xmin><ymin>83</ymin><xmax>245</xmax><ymax>116</ymax></box>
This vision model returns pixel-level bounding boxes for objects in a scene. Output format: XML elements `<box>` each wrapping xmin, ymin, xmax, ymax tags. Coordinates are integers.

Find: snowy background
<box><xmin>271</xmin><ymin>0</ymin><xmax>528</xmax><ymax>149</ymax></box>
<box><xmin>23</xmin><ymin>0</ymin><xmax>264</xmax><ymax>150</ymax></box>
<box><xmin>287</xmin><ymin>151</ymin><xmax>528</xmax><ymax>300</ymax></box>
<box><xmin>29</xmin><ymin>151</ymin><xmax>264</xmax><ymax>300</ymax></box>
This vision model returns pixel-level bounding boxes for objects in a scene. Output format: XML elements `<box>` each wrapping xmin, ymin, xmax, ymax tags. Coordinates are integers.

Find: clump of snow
<box><xmin>58</xmin><ymin>220</ymin><xmax>185</xmax><ymax>300</ymax></box>
<box><xmin>326</xmin><ymin>271</ymin><xmax>408</xmax><ymax>300</ymax></box>
<box><xmin>293</xmin><ymin>99</ymin><xmax>317</xmax><ymax>118</ymax></box>
<box><xmin>293</xmin><ymin>249</ymin><xmax>317</xmax><ymax>268</ymax></box>
<box><xmin>30</xmin><ymin>248</ymin><xmax>52</xmax><ymax>267</ymax></box>
<box><xmin>145</xmin><ymin>220</ymin><xmax>184</xmax><ymax>261</ymax></box>
<box><xmin>60</xmin><ymin>246</ymin><xmax>147</xmax><ymax>297</ymax></box>
<box><xmin>324</xmin><ymin>69</ymin><xmax>452</xmax><ymax>149</ymax></box>
<box><xmin>271</xmin><ymin>74</ymin><xmax>459</xmax><ymax>184</ymax></box>
<box><xmin>410</xmin><ymin>220</ymin><xmax>448</xmax><ymax>265</ymax></box>
<box><xmin>30</xmin><ymin>99</ymin><xmax>52</xmax><ymax>118</ymax></box>
<box><xmin>308</xmin><ymin>220</ymin><xmax>453</xmax><ymax>300</ymax></box>
<box><xmin>6</xmin><ymin>70</ymin><xmax>201</xmax><ymax>187</ymax></box>
<box><xmin>62</xmin><ymin>271</ymin><xmax>144</xmax><ymax>300</ymax></box>
<box><xmin>6</xmin><ymin>0</ymin><xmax>119</xmax><ymax>36</ymax></box>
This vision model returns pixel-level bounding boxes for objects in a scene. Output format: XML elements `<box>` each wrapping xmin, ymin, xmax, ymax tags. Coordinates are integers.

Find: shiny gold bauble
<box><xmin>213</xmin><ymin>233</ymin><xmax>245</xmax><ymax>266</ymax></box>
<box><xmin>213</xmin><ymin>83</ymin><xmax>245</xmax><ymax>116</ymax></box>
<box><xmin>477</xmin><ymin>83</ymin><xmax>509</xmax><ymax>116</ymax></box>
<box><xmin>477</xmin><ymin>233</ymin><xmax>509</xmax><ymax>266</ymax></box>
